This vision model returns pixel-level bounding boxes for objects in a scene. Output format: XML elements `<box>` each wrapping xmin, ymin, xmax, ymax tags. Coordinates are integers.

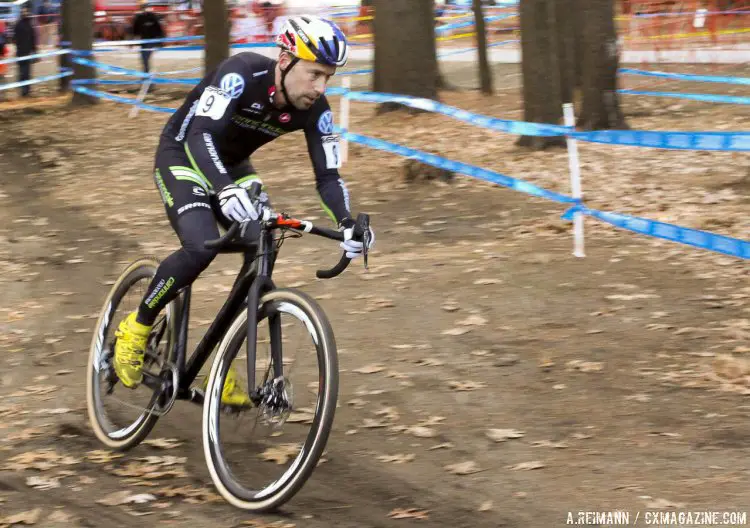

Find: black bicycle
<box><xmin>86</xmin><ymin>182</ymin><xmax>371</xmax><ymax>511</ymax></box>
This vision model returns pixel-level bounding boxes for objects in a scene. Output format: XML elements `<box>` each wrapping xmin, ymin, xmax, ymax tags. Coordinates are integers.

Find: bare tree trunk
<box><xmin>71</xmin><ymin>0</ymin><xmax>96</xmax><ymax>105</ymax></box>
<box><xmin>518</xmin><ymin>0</ymin><xmax>626</xmax><ymax>148</ymax></box>
<box><xmin>517</xmin><ymin>0</ymin><xmax>565</xmax><ymax>149</ymax></box>
<box><xmin>59</xmin><ymin>0</ymin><xmax>71</xmax><ymax>92</ymax></box>
<box><xmin>577</xmin><ymin>0</ymin><xmax>628</xmax><ymax>130</ymax></box>
<box><xmin>204</xmin><ymin>0</ymin><xmax>230</xmax><ymax>75</ymax></box>
<box><xmin>473</xmin><ymin>0</ymin><xmax>493</xmax><ymax>94</ymax></box>
<box><xmin>556</xmin><ymin>0</ymin><xmax>578</xmax><ymax>106</ymax></box>
<box><xmin>373</xmin><ymin>0</ymin><xmax>440</xmax><ymax>113</ymax></box>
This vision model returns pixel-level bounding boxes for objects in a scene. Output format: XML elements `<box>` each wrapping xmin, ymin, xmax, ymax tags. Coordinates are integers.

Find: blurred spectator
<box><xmin>252</xmin><ymin>0</ymin><xmax>285</xmax><ymax>40</ymax></box>
<box><xmin>0</xmin><ymin>20</ymin><xmax>7</xmax><ymax>101</ymax></box>
<box><xmin>131</xmin><ymin>0</ymin><xmax>165</xmax><ymax>74</ymax></box>
<box><xmin>14</xmin><ymin>4</ymin><xmax>38</xmax><ymax>98</ymax></box>
<box><xmin>36</xmin><ymin>0</ymin><xmax>56</xmax><ymax>47</ymax></box>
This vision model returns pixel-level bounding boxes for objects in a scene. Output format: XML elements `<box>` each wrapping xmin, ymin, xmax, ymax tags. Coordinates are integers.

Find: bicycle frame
<box><xmin>160</xmin><ymin>202</ymin><xmax>367</xmax><ymax>404</ymax></box>
<box><xmin>173</xmin><ymin>227</ymin><xmax>279</xmax><ymax>401</ymax></box>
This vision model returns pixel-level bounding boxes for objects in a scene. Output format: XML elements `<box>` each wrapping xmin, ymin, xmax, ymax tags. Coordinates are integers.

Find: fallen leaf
<box><xmin>374</xmin><ymin>407</ymin><xmax>400</xmax><ymax>422</ymax></box>
<box><xmin>478</xmin><ymin>500</ymin><xmax>493</xmax><ymax>512</ymax></box>
<box><xmin>539</xmin><ymin>358</ymin><xmax>555</xmax><ymax>369</ymax></box>
<box><xmin>107</xmin><ymin>459</ymin><xmax>188</xmax><ymax>480</ymax></box>
<box><xmin>377</xmin><ymin>453</ymin><xmax>415</xmax><ymax>464</ymax></box>
<box><xmin>416</xmin><ymin>416</ymin><xmax>445</xmax><ymax>427</ymax></box>
<box><xmin>445</xmin><ymin>461</ymin><xmax>483</xmax><ymax>475</ymax></box>
<box><xmin>352</xmin><ymin>364</ymin><xmax>386</xmax><ymax>374</ymax></box>
<box><xmin>448</xmin><ymin>380</ymin><xmax>486</xmax><ymax>391</ymax></box>
<box><xmin>606</xmin><ymin>294</ymin><xmax>660</xmax><ymax>301</ymax></box>
<box><xmin>415</xmin><ymin>357</ymin><xmax>444</xmax><ymax>367</ymax></box>
<box><xmin>390</xmin><ymin>344</ymin><xmax>415</xmax><ymax>350</ymax></box>
<box><xmin>286</xmin><ymin>410</ymin><xmax>315</xmax><ymax>424</ymax></box>
<box><xmin>46</xmin><ymin>510</ymin><xmax>74</xmax><ymax>523</ymax></box>
<box><xmin>388</xmin><ymin>508</ymin><xmax>430</xmax><ymax>520</ymax></box>
<box><xmin>156</xmin><ymin>486</ymin><xmax>222</xmax><ymax>504</ymax></box>
<box><xmin>236</xmin><ymin>520</ymin><xmax>297</xmax><ymax>528</ymax></box>
<box><xmin>97</xmin><ymin>491</ymin><xmax>158</xmax><ymax>506</ymax></box>
<box><xmin>531</xmin><ymin>440</ymin><xmax>569</xmax><ymax>449</ymax></box>
<box><xmin>0</xmin><ymin>508</ymin><xmax>42</xmax><ymax>526</ymax></box>
<box><xmin>346</xmin><ymin>398</ymin><xmax>368</xmax><ymax>408</ymax></box>
<box><xmin>441</xmin><ymin>327</ymin><xmax>471</xmax><ymax>336</ymax></box>
<box><xmin>362</xmin><ymin>418</ymin><xmax>388</xmax><ymax>428</ymax></box>
<box><xmin>566</xmin><ymin>360</ymin><xmax>604</xmax><ymax>372</ymax></box>
<box><xmin>86</xmin><ymin>450</ymin><xmax>124</xmax><ymax>464</ymax></box>
<box><xmin>508</xmin><ymin>461</ymin><xmax>545</xmax><ymax>471</ymax></box>
<box><xmin>136</xmin><ymin>456</ymin><xmax>186</xmax><ymax>466</ymax></box>
<box><xmin>5</xmin><ymin>450</ymin><xmax>81</xmax><ymax>471</ymax></box>
<box><xmin>486</xmin><ymin>429</ymin><xmax>525</xmax><ymax>442</ymax></box>
<box><xmin>26</xmin><ymin>476</ymin><xmax>60</xmax><ymax>490</ymax></box>
<box><xmin>33</xmin><ymin>408</ymin><xmax>70</xmax><ymax>415</ymax></box>
<box><xmin>260</xmin><ymin>444</ymin><xmax>300</xmax><ymax>465</ymax></box>
<box><xmin>366</xmin><ymin>298</ymin><xmax>395</xmax><ymax>311</ymax></box>
<box><xmin>457</xmin><ymin>314</ymin><xmax>488</xmax><ymax>326</ymax></box>
<box><xmin>712</xmin><ymin>355</ymin><xmax>750</xmax><ymax>380</ymax></box>
<box><xmin>143</xmin><ymin>438</ymin><xmax>183</xmax><ymax>450</ymax></box>
<box><xmin>407</xmin><ymin>426</ymin><xmax>437</xmax><ymax>438</ymax></box>
<box><xmin>643</xmin><ymin>497</ymin><xmax>686</xmax><ymax>509</ymax></box>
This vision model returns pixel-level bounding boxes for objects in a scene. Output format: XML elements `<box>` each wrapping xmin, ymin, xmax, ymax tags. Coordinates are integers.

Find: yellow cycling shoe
<box><xmin>113</xmin><ymin>312</ymin><xmax>151</xmax><ymax>388</ymax></box>
<box><xmin>202</xmin><ymin>364</ymin><xmax>253</xmax><ymax>407</ymax></box>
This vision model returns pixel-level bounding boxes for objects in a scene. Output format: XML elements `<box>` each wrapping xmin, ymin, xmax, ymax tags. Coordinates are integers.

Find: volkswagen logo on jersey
<box><xmin>318</xmin><ymin>110</ymin><xmax>334</xmax><ymax>135</ymax></box>
<box><xmin>220</xmin><ymin>73</ymin><xmax>245</xmax><ymax>99</ymax></box>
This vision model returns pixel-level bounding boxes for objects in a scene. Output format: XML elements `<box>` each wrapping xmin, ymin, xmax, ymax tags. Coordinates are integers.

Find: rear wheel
<box><xmin>86</xmin><ymin>257</ymin><xmax>179</xmax><ymax>451</ymax></box>
<box><xmin>203</xmin><ymin>288</ymin><xmax>339</xmax><ymax>511</ymax></box>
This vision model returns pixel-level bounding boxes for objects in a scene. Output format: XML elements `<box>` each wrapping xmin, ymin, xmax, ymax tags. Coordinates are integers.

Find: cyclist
<box><xmin>112</xmin><ymin>15</ymin><xmax>375</xmax><ymax>405</ymax></box>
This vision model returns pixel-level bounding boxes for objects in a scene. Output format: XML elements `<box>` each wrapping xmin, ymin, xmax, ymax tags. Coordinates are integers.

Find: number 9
<box><xmin>203</xmin><ymin>95</ymin><xmax>215</xmax><ymax>113</ymax></box>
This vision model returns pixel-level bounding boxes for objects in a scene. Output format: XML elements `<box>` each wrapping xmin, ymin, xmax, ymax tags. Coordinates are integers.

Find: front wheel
<box><xmin>202</xmin><ymin>288</ymin><xmax>339</xmax><ymax>512</ymax></box>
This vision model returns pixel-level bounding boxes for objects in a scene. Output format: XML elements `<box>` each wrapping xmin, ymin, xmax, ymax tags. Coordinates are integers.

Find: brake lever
<box><xmin>362</xmin><ymin>228</ymin><xmax>370</xmax><ymax>270</ymax></box>
<box><xmin>355</xmin><ymin>212</ymin><xmax>370</xmax><ymax>271</ymax></box>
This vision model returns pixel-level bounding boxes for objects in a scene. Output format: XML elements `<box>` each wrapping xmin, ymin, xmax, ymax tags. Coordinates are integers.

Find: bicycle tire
<box><xmin>202</xmin><ymin>288</ymin><xmax>339</xmax><ymax>511</ymax></box>
<box><xmin>86</xmin><ymin>257</ymin><xmax>179</xmax><ymax>451</ymax></box>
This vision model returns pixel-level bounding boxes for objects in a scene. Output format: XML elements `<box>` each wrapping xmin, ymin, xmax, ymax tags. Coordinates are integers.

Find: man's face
<box><xmin>279</xmin><ymin>53</ymin><xmax>336</xmax><ymax>110</ymax></box>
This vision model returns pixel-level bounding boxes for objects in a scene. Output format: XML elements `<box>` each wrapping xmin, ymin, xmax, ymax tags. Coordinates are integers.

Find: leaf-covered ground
<box><xmin>0</xmin><ymin>60</ymin><xmax>748</xmax><ymax>527</ymax></box>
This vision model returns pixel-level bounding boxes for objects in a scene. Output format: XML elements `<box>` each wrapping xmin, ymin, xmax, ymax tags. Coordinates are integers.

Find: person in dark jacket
<box><xmin>131</xmin><ymin>1</ymin><xmax>165</xmax><ymax>74</ymax></box>
<box><xmin>14</xmin><ymin>5</ymin><xmax>38</xmax><ymax>97</ymax></box>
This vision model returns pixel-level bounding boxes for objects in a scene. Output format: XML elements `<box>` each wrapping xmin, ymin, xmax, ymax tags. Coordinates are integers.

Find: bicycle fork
<box><xmin>245</xmin><ymin>230</ymin><xmax>282</xmax><ymax>406</ymax></box>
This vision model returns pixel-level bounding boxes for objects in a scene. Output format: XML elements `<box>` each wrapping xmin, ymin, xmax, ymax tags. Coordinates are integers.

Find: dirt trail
<box><xmin>0</xmin><ymin>74</ymin><xmax>748</xmax><ymax>528</ymax></box>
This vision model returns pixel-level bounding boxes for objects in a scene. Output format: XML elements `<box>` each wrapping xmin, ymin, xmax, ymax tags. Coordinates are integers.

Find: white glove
<box><xmin>218</xmin><ymin>184</ymin><xmax>258</xmax><ymax>223</ymax></box>
<box><xmin>340</xmin><ymin>224</ymin><xmax>375</xmax><ymax>259</ymax></box>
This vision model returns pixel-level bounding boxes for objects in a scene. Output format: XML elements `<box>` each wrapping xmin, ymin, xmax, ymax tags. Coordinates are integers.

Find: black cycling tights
<box><xmin>136</xmin><ymin>209</ymin><xmax>222</xmax><ymax>326</ymax></box>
